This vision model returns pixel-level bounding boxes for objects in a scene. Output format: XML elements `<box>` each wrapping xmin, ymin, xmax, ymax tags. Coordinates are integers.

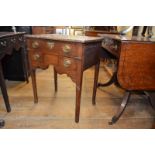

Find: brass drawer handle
<box><xmin>33</xmin><ymin>54</ymin><xmax>40</xmax><ymax>61</ymax></box>
<box><xmin>47</xmin><ymin>41</ymin><xmax>55</xmax><ymax>49</ymax></box>
<box><xmin>32</xmin><ymin>41</ymin><xmax>39</xmax><ymax>49</ymax></box>
<box><xmin>64</xmin><ymin>59</ymin><xmax>71</xmax><ymax>67</ymax></box>
<box><xmin>63</xmin><ymin>44</ymin><xmax>71</xmax><ymax>54</ymax></box>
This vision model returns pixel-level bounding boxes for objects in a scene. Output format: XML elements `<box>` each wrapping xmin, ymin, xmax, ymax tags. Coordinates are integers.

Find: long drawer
<box><xmin>27</xmin><ymin>39</ymin><xmax>83</xmax><ymax>59</ymax></box>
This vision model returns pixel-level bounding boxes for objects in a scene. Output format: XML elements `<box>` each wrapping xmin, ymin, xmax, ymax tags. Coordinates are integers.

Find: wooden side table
<box><xmin>0</xmin><ymin>32</ymin><xmax>29</xmax><ymax>112</ymax></box>
<box><xmin>26</xmin><ymin>34</ymin><xmax>102</xmax><ymax>123</ymax></box>
<box><xmin>0</xmin><ymin>32</ymin><xmax>29</xmax><ymax>127</ymax></box>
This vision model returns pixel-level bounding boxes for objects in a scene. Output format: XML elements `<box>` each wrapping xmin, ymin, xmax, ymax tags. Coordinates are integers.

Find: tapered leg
<box><xmin>30</xmin><ymin>69</ymin><xmax>38</xmax><ymax>103</ymax></box>
<box><xmin>0</xmin><ymin>62</ymin><xmax>11</xmax><ymax>112</ymax></box>
<box><xmin>75</xmin><ymin>72</ymin><xmax>83</xmax><ymax>123</ymax></box>
<box><xmin>92</xmin><ymin>62</ymin><xmax>100</xmax><ymax>105</ymax></box>
<box><xmin>109</xmin><ymin>91</ymin><xmax>131</xmax><ymax>125</ymax></box>
<box><xmin>53</xmin><ymin>67</ymin><xmax>57</xmax><ymax>92</ymax></box>
<box><xmin>21</xmin><ymin>46</ymin><xmax>29</xmax><ymax>83</ymax></box>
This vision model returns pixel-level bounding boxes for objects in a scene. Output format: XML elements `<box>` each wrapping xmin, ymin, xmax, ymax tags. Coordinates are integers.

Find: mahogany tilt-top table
<box><xmin>98</xmin><ymin>34</ymin><xmax>155</xmax><ymax>124</ymax></box>
<box><xmin>26</xmin><ymin>34</ymin><xmax>103</xmax><ymax>123</ymax></box>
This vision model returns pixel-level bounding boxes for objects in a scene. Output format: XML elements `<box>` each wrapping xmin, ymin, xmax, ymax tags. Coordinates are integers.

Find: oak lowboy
<box><xmin>26</xmin><ymin>34</ymin><xmax>103</xmax><ymax>123</ymax></box>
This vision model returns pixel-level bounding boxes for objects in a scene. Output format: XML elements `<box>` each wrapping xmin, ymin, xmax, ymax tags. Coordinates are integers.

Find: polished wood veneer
<box><xmin>100</xmin><ymin>34</ymin><xmax>155</xmax><ymax>90</ymax></box>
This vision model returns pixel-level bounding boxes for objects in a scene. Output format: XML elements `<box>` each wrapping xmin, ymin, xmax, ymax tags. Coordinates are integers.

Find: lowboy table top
<box><xmin>25</xmin><ymin>34</ymin><xmax>103</xmax><ymax>43</ymax></box>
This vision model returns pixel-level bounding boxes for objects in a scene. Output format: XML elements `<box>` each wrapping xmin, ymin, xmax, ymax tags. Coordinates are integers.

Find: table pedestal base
<box><xmin>109</xmin><ymin>91</ymin><xmax>155</xmax><ymax>125</ymax></box>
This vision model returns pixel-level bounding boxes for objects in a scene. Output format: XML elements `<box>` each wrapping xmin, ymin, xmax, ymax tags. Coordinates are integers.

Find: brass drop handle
<box><xmin>47</xmin><ymin>41</ymin><xmax>55</xmax><ymax>49</ymax></box>
<box><xmin>63</xmin><ymin>44</ymin><xmax>71</xmax><ymax>54</ymax></box>
<box><xmin>64</xmin><ymin>59</ymin><xmax>71</xmax><ymax>67</ymax></box>
<box><xmin>33</xmin><ymin>54</ymin><xmax>40</xmax><ymax>61</ymax></box>
<box><xmin>32</xmin><ymin>41</ymin><xmax>39</xmax><ymax>49</ymax></box>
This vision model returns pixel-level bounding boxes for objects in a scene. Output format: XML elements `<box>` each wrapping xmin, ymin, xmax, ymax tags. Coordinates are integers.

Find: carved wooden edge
<box><xmin>0</xmin><ymin>34</ymin><xmax>25</xmax><ymax>59</ymax></box>
<box><xmin>29</xmin><ymin>58</ymin><xmax>83</xmax><ymax>87</ymax></box>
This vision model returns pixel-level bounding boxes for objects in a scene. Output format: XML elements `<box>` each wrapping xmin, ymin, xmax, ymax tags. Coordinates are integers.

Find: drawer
<box><xmin>58</xmin><ymin>56</ymin><xmax>79</xmax><ymax>72</ymax></box>
<box><xmin>59</xmin><ymin>42</ymin><xmax>83</xmax><ymax>58</ymax></box>
<box><xmin>28</xmin><ymin>50</ymin><xmax>59</xmax><ymax>67</ymax></box>
<box><xmin>27</xmin><ymin>39</ymin><xmax>83</xmax><ymax>58</ymax></box>
<box><xmin>28</xmin><ymin>51</ymin><xmax>44</xmax><ymax>67</ymax></box>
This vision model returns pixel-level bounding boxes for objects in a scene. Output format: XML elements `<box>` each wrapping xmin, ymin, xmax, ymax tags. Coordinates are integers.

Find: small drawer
<box><xmin>58</xmin><ymin>56</ymin><xmax>79</xmax><ymax>72</ymax></box>
<box><xmin>60</xmin><ymin>42</ymin><xmax>82</xmax><ymax>58</ymax></box>
<box><xmin>29</xmin><ymin>51</ymin><xmax>44</xmax><ymax>67</ymax></box>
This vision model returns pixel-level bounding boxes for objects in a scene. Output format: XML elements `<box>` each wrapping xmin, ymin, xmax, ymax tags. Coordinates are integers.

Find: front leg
<box><xmin>75</xmin><ymin>71</ymin><xmax>83</xmax><ymax>123</ymax></box>
<box><xmin>0</xmin><ymin>62</ymin><xmax>11</xmax><ymax>112</ymax></box>
<box><xmin>21</xmin><ymin>45</ymin><xmax>29</xmax><ymax>83</ymax></box>
<box><xmin>53</xmin><ymin>67</ymin><xmax>58</xmax><ymax>92</ymax></box>
<box><xmin>30</xmin><ymin>69</ymin><xmax>38</xmax><ymax>103</ymax></box>
<box><xmin>92</xmin><ymin>61</ymin><xmax>100</xmax><ymax>105</ymax></box>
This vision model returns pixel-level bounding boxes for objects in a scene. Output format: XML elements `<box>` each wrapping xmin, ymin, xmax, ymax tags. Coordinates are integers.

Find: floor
<box><xmin>0</xmin><ymin>64</ymin><xmax>155</xmax><ymax>129</ymax></box>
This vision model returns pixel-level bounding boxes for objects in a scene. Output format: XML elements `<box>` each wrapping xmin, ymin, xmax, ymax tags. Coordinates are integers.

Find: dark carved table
<box><xmin>0</xmin><ymin>32</ymin><xmax>29</xmax><ymax>128</ymax></box>
<box><xmin>98</xmin><ymin>34</ymin><xmax>155</xmax><ymax>124</ymax></box>
<box><xmin>26</xmin><ymin>34</ymin><xmax>102</xmax><ymax>123</ymax></box>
